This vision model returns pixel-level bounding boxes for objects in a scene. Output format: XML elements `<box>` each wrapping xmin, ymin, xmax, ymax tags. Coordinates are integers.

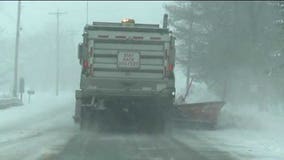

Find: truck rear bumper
<box><xmin>78</xmin><ymin>88</ymin><xmax>174</xmax><ymax>98</ymax></box>
<box><xmin>79</xmin><ymin>77</ymin><xmax>175</xmax><ymax>98</ymax></box>
<box><xmin>80</xmin><ymin>77</ymin><xmax>174</xmax><ymax>96</ymax></box>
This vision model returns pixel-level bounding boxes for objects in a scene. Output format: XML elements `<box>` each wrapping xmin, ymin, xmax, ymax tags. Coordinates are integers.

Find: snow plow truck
<box><xmin>74</xmin><ymin>14</ymin><xmax>225</xmax><ymax>132</ymax></box>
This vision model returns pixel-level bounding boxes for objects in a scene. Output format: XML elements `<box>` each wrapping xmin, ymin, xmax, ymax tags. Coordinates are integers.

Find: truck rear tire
<box><xmin>80</xmin><ymin>107</ymin><xmax>91</xmax><ymax>130</ymax></box>
<box><xmin>156</xmin><ymin>104</ymin><xmax>174</xmax><ymax>134</ymax></box>
<box><xmin>164</xmin><ymin>107</ymin><xmax>174</xmax><ymax>135</ymax></box>
<box><xmin>140</xmin><ymin>104</ymin><xmax>168</xmax><ymax>134</ymax></box>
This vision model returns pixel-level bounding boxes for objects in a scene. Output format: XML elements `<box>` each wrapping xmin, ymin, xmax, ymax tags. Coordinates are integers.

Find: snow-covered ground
<box><xmin>174</xmin><ymin>69</ymin><xmax>284</xmax><ymax>160</ymax></box>
<box><xmin>0</xmin><ymin>68</ymin><xmax>283</xmax><ymax>160</ymax></box>
<box><xmin>174</xmin><ymin>108</ymin><xmax>284</xmax><ymax>160</ymax></box>
<box><xmin>0</xmin><ymin>92</ymin><xmax>78</xmax><ymax>160</ymax></box>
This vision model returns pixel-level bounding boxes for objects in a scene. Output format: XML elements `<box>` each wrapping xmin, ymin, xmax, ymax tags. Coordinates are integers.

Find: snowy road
<box><xmin>0</xmin><ymin>93</ymin><xmax>77</xmax><ymax>160</ymax></box>
<box><xmin>0</xmin><ymin>92</ymin><xmax>282</xmax><ymax>160</ymax></box>
<box><xmin>47</xmin><ymin>131</ymin><xmax>236</xmax><ymax>160</ymax></box>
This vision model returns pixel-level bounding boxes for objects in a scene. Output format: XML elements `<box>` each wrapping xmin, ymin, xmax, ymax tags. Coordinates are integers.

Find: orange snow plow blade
<box><xmin>173</xmin><ymin>101</ymin><xmax>225</xmax><ymax>129</ymax></box>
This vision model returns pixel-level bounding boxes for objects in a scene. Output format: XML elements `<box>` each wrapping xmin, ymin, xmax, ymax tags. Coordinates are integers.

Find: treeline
<box><xmin>165</xmin><ymin>1</ymin><xmax>284</xmax><ymax>106</ymax></box>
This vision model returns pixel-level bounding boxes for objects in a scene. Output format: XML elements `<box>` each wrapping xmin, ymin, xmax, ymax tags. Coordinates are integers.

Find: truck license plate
<box><xmin>118</xmin><ymin>52</ymin><xmax>140</xmax><ymax>69</ymax></box>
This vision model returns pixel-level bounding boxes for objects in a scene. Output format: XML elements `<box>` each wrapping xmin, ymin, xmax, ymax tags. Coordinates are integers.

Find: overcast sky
<box><xmin>0</xmin><ymin>1</ymin><xmax>173</xmax><ymax>92</ymax></box>
<box><xmin>0</xmin><ymin>1</ymin><xmax>168</xmax><ymax>40</ymax></box>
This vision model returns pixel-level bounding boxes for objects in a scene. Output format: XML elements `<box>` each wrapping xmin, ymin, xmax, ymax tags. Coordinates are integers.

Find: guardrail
<box><xmin>0</xmin><ymin>98</ymin><xmax>23</xmax><ymax>109</ymax></box>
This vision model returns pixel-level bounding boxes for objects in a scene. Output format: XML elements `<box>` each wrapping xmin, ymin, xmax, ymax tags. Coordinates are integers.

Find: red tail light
<box><xmin>168</xmin><ymin>64</ymin><xmax>174</xmax><ymax>72</ymax></box>
<box><xmin>83</xmin><ymin>60</ymin><xmax>89</xmax><ymax>69</ymax></box>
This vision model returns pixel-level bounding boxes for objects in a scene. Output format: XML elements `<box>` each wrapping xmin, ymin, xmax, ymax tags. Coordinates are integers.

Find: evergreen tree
<box><xmin>165</xmin><ymin>1</ymin><xmax>282</xmax><ymax>105</ymax></box>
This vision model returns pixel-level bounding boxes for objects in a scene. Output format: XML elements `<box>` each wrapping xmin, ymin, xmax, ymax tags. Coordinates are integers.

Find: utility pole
<box><xmin>13</xmin><ymin>0</ymin><xmax>22</xmax><ymax>97</ymax></box>
<box><xmin>49</xmin><ymin>9</ymin><xmax>66</xmax><ymax>96</ymax></box>
<box><xmin>86</xmin><ymin>1</ymin><xmax>89</xmax><ymax>24</ymax></box>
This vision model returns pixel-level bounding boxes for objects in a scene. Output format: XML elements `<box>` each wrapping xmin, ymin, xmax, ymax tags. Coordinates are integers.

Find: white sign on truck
<box><xmin>117</xmin><ymin>51</ymin><xmax>140</xmax><ymax>69</ymax></box>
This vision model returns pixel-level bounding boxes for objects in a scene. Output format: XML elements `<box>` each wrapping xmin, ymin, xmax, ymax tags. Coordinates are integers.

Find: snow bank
<box><xmin>0</xmin><ymin>91</ymin><xmax>74</xmax><ymax>129</ymax></box>
<box><xmin>175</xmin><ymin>126</ymin><xmax>284</xmax><ymax>160</ymax></box>
<box><xmin>0</xmin><ymin>91</ymin><xmax>77</xmax><ymax>160</ymax></box>
<box><xmin>174</xmin><ymin>103</ymin><xmax>284</xmax><ymax>159</ymax></box>
<box><xmin>174</xmin><ymin>67</ymin><xmax>284</xmax><ymax>159</ymax></box>
<box><xmin>213</xmin><ymin>103</ymin><xmax>284</xmax><ymax>159</ymax></box>
<box><xmin>218</xmin><ymin>103</ymin><xmax>284</xmax><ymax>130</ymax></box>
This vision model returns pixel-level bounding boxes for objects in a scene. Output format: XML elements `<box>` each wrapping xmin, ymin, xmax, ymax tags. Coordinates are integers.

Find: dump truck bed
<box><xmin>80</xmin><ymin>22</ymin><xmax>175</xmax><ymax>97</ymax></box>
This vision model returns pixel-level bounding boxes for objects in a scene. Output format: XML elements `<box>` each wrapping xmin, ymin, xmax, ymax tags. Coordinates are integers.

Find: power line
<box><xmin>49</xmin><ymin>9</ymin><xmax>67</xmax><ymax>96</ymax></box>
